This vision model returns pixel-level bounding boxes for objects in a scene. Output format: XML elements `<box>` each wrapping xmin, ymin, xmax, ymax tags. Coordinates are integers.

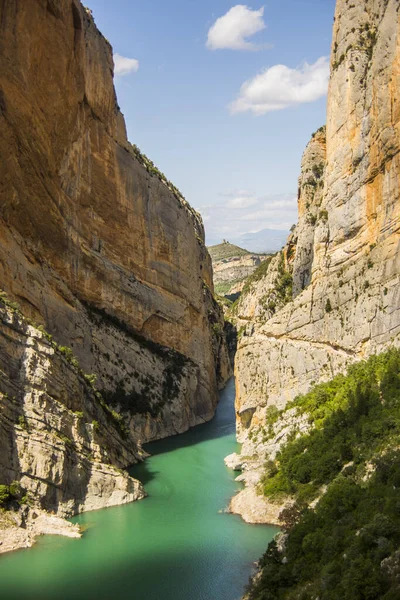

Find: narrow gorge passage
<box><xmin>0</xmin><ymin>379</ymin><xmax>278</xmax><ymax>600</ymax></box>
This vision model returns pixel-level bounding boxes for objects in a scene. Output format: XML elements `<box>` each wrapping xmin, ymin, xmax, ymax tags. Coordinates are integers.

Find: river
<box><xmin>0</xmin><ymin>379</ymin><xmax>277</xmax><ymax>600</ymax></box>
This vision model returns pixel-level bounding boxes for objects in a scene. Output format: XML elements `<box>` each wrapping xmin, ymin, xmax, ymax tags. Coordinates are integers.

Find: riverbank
<box><xmin>0</xmin><ymin>508</ymin><xmax>81</xmax><ymax>555</ymax></box>
<box><xmin>0</xmin><ymin>379</ymin><xmax>278</xmax><ymax>600</ymax></box>
<box><xmin>224</xmin><ymin>452</ymin><xmax>291</xmax><ymax>526</ymax></box>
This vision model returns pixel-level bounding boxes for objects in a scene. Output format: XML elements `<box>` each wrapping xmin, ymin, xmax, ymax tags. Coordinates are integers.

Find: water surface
<box><xmin>0</xmin><ymin>379</ymin><xmax>277</xmax><ymax>600</ymax></box>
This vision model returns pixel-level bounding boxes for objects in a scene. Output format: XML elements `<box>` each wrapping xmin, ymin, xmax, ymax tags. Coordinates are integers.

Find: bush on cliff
<box><xmin>247</xmin><ymin>349</ymin><xmax>400</xmax><ymax>600</ymax></box>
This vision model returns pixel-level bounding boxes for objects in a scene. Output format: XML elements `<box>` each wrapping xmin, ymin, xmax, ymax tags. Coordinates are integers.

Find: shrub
<box><xmin>84</xmin><ymin>373</ymin><xmax>97</xmax><ymax>385</ymax></box>
<box><xmin>247</xmin><ymin>349</ymin><xmax>400</xmax><ymax>600</ymax></box>
<box><xmin>307</xmin><ymin>214</ymin><xmax>317</xmax><ymax>226</ymax></box>
<box><xmin>0</xmin><ymin>485</ymin><xmax>10</xmax><ymax>506</ymax></box>
<box><xmin>212</xmin><ymin>323</ymin><xmax>223</xmax><ymax>337</ymax></box>
<box><xmin>9</xmin><ymin>481</ymin><xmax>22</xmax><ymax>498</ymax></box>
<box><xmin>18</xmin><ymin>415</ymin><xmax>29</xmax><ymax>431</ymax></box>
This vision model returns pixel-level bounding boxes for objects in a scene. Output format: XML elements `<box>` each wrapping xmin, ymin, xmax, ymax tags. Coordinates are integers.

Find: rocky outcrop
<box><xmin>292</xmin><ymin>127</ymin><xmax>326</xmax><ymax>297</ymax></box>
<box><xmin>0</xmin><ymin>508</ymin><xmax>81</xmax><ymax>555</ymax></box>
<box><xmin>209</xmin><ymin>242</ymin><xmax>270</xmax><ymax>298</ymax></box>
<box><xmin>0</xmin><ymin>301</ymin><xmax>145</xmax><ymax>515</ymax></box>
<box><xmin>214</xmin><ymin>255</ymin><xmax>270</xmax><ymax>297</ymax></box>
<box><xmin>230</xmin><ymin>0</ymin><xmax>400</xmax><ymax>523</ymax></box>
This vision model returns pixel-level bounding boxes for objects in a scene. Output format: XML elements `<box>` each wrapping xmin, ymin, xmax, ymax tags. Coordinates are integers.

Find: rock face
<box><xmin>230</xmin><ymin>0</ymin><xmax>400</xmax><ymax>521</ymax></box>
<box><xmin>209</xmin><ymin>242</ymin><xmax>270</xmax><ymax>298</ymax></box>
<box><xmin>0</xmin><ymin>0</ymin><xmax>229</xmax><ymax>438</ymax></box>
<box><xmin>0</xmin><ymin>302</ymin><xmax>145</xmax><ymax>519</ymax></box>
<box><xmin>0</xmin><ymin>0</ymin><xmax>230</xmax><ymax>533</ymax></box>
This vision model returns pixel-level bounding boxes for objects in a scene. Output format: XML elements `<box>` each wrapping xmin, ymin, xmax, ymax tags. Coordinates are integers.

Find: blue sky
<box><xmin>87</xmin><ymin>1</ymin><xmax>336</xmax><ymax>248</ymax></box>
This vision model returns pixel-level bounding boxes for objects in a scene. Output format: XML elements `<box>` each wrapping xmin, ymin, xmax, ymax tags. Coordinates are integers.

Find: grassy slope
<box><xmin>208</xmin><ymin>242</ymin><xmax>252</xmax><ymax>261</ymax></box>
<box><xmin>247</xmin><ymin>349</ymin><xmax>400</xmax><ymax>600</ymax></box>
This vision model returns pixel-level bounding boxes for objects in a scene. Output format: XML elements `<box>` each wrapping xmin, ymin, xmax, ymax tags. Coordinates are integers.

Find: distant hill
<box><xmin>208</xmin><ymin>242</ymin><xmax>252</xmax><ymax>262</ymax></box>
<box><xmin>208</xmin><ymin>242</ymin><xmax>270</xmax><ymax>299</ymax></box>
<box><xmin>207</xmin><ymin>230</ymin><xmax>289</xmax><ymax>254</ymax></box>
<box><xmin>236</xmin><ymin>229</ymin><xmax>289</xmax><ymax>253</ymax></box>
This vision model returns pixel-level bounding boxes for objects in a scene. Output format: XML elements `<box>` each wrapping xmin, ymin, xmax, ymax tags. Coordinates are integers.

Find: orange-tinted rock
<box><xmin>0</xmin><ymin>0</ymin><xmax>230</xmax><ymax>445</ymax></box>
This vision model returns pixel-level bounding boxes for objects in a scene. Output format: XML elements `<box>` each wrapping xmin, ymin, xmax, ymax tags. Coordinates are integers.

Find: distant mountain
<box><xmin>235</xmin><ymin>229</ymin><xmax>289</xmax><ymax>253</ymax></box>
<box><xmin>207</xmin><ymin>229</ymin><xmax>289</xmax><ymax>254</ymax></box>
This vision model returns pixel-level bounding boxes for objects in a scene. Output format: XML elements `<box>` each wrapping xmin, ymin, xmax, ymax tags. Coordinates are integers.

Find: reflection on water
<box><xmin>0</xmin><ymin>379</ymin><xmax>278</xmax><ymax>600</ymax></box>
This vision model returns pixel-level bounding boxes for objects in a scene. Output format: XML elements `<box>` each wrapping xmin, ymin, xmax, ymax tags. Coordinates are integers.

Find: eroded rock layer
<box><xmin>231</xmin><ymin>0</ymin><xmax>400</xmax><ymax>521</ymax></box>
<box><xmin>0</xmin><ymin>302</ymin><xmax>145</xmax><ymax>518</ymax></box>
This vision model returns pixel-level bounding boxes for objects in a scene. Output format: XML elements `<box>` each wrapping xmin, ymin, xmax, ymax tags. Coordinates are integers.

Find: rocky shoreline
<box><xmin>224</xmin><ymin>452</ymin><xmax>291</xmax><ymax>526</ymax></box>
<box><xmin>0</xmin><ymin>508</ymin><xmax>81</xmax><ymax>555</ymax></box>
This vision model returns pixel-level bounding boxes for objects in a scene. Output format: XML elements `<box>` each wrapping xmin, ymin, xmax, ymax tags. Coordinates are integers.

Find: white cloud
<box><xmin>230</xmin><ymin>56</ymin><xmax>329</xmax><ymax>115</ymax></box>
<box><xmin>206</xmin><ymin>5</ymin><xmax>267</xmax><ymax>51</ymax></box>
<box><xmin>197</xmin><ymin>192</ymin><xmax>297</xmax><ymax>248</ymax></box>
<box><xmin>227</xmin><ymin>194</ymin><xmax>259</xmax><ymax>209</ymax></box>
<box><xmin>113</xmin><ymin>53</ymin><xmax>139</xmax><ymax>77</ymax></box>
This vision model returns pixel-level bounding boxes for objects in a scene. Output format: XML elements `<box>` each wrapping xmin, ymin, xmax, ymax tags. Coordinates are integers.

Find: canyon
<box><xmin>1</xmin><ymin>0</ymin><xmax>400</xmax><ymax>598</ymax></box>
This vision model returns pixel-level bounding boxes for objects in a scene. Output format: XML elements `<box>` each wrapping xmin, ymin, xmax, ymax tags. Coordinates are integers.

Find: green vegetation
<box><xmin>311</xmin><ymin>125</ymin><xmax>326</xmax><ymax>139</ymax></box>
<box><xmin>215</xmin><ymin>281</ymin><xmax>241</xmax><ymax>296</ymax></box>
<box><xmin>325</xmin><ymin>298</ymin><xmax>332</xmax><ymax>313</ymax></box>
<box><xmin>58</xmin><ymin>346</ymin><xmax>79</xmax><ymax>368</ymax></box>
<box><xmin>307</xmin><ymin>213</ymin><xmax>317</xmax><ymax>226</ymax></box>
<box><xmin>260</xmin><ymin>297</ymin><xmax>277</xmax><ymax>315</ymax></box>
<box><xmin>83</xmin><ymin>373</ymin><xmax>97</xmax><ymax>385</ymax></box>
<box><xmin>56</xmin><ymin>432</ymin><xmax>75</xmax><ymax>449</ymax></box>
<box><xmin>332</xmin><ymin>52</ymin><xmax>346</xmax><ymax>70</ymax></box>
<box><xmin>207</xmin><ymin>242</ymin><xmax>252</xmax><ymax>262</ymax></box>
<box><xmin>0</xmin><ymin>485</ymin><xmax>10</xmax><ymax>506</ymax></box>
<box><xmin>274</xmin><ymin>254</ymin><xmax>292</xmax><ymax>303</ymax></box>
<box><xmin>247</xmin><ymin>349</ymin><xmax>400</xmax><ymax>600</ymax></box>
<box><xmin>212</xmin><ymin>323</ymin><xmax>223</xmax><ymax>337</ymax></box>
<box><xmin>312</xmin><ymin>163</ymin><xmax>324</xmax><ymax>180</ymax></box>
<box><xmin>215</xmin><ymin>294</ymin><xmax>233</xmax><ymax>310</ymax></box>
<box><xmin>18</xmin><ymin>415</ymin><xmax>29</xmax><ymax>431</ymax></box>
<box><xmin>0</xmin><ymin>481</ymin><xmax>28</xmax><ymax>508</ymax></box>
<box><xmin>130</xmin><ymin>144</ymin><xmax>186</xmax><ymax>205</ymax></box>
<box><xmin>102</xmin><ymin>351</ymin><xmax>187</xmax><ymax>419</ymax></box>
<box><xmin>228</xmin><ymin>252</ymin><xmax>291</xmax><ymax>320</ymax></box>
<box><xmin>0</xmin><ymin>290</ymin><xmax>131</xmax><ymax>440</ymax></box>
<box><xmin>241</xmin><ymin>256</ymin><xmax>274</xmax><ymax>298</ymax></box>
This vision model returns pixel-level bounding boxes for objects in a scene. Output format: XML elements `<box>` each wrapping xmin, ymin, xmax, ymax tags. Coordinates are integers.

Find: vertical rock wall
<box><xmin>233</xmin><ymin>0</ymin><xmax>400</xmax><ymax>467</ymax></box>
<box><xmin>0</xmin><ymin>0</ymin><xmax>230</xmax><ymax>448</ymax></box>
<box><xmin>0</xmin><ymin>0</ymin><xmax>230</xmax><ymax>522</ymax></box>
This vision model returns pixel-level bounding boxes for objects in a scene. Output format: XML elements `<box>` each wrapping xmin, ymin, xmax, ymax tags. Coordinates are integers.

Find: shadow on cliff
<box><xmin>137</xmin><ymin>378</ymin><xmax>237</xmax><ymax>460</ymax></box>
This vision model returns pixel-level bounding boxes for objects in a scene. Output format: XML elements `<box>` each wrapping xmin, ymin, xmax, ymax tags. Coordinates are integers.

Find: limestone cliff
<box><xmin>0</xmin><ymin>0</ymin><xmax>230</xmax><ymax>533</ymax></box>
<box><xmin>0</xmin><ymin>299</ymin><xmax>145</xmax><ymax>518</ymax></box>
<box><xmin>230</xmin><ymin>0</ymin><xmax>400</xmax><ymax>522</ymax></box>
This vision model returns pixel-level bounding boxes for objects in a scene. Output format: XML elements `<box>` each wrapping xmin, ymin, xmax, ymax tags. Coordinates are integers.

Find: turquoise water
<box><xmin>0</xmin><ymin>379</ymin><xmax>277</xmax><ymax>600</ymax></box>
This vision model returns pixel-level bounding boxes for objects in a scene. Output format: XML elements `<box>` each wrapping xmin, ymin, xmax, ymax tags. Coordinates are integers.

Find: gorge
<box><xmin>1</xmin><ymin>0</ymin><xmax>400</xmax><ymax>599</ymax></box>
